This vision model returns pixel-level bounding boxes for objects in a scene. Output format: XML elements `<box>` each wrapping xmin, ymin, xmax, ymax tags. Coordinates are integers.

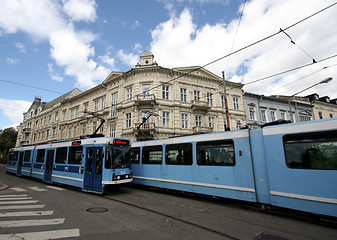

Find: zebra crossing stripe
<box><xmin>29</xmin><ymin>187</ymin><xmax>47</xmax><ymax>192</ymax></box>
<box><xmin>46</xmin><ymin>186</ymin><xmax>65</xmax><ymax>191</ymax></box>
<box><xmin>0</xmin><ymin>229</ymin><xmax>80</xmax><ymax>240</ymax></box>
<box><xmin>0</xmin><ymin>211</ymin><xmax>54</xmax><ymax>217</ymax></box>
<box><xmin>0</xmin><ymin>218</ymin><xmax>65</xmax><ymax>227</ymax></box>
<box><xmin>0</xmin><ymin>204</ymin><xmax>45</xmax><ymax>210</ymax></box>
<box><xmin>0</xmin><ymin>197</ymin><xmax>33</xmax><ymax>201</ymax></box>
<box><xmin>0</xmin><ymin>200</ymin><xmax>39</xmax><ymax>205</ymax></box>
<box><xmin>10</xmin><ymin>187</ymin><xmax>26</xmax><ymax>192</ymax></box>
<box><xmin>0</xmin><ymin>194</ymin><xmax>28</xmax><ymax>198</ymax></box>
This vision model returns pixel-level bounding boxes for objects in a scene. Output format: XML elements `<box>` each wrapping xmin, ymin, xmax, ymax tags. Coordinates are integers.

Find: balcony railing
<box><xmin>134</xmin><ymin>122</ymin><xmax>156</xmax><ymax>131</ymax></box>
<box><xmin>192</xmin><ymin>126</ymin><xmax>213</xmax><ymax>134</ymax></box>
<box><xmin>191</xmin><ymin>100</ymin><xmax>211</xmax><ymax>111</ymax></box>
<box><xmin>135</xmin><ymin>94</ymin><xmax>156</xmax><ymax>106</ymax></box>
<box><xmin>22</xmin><ymin>128</ymin><xmax>31</xmax><ymax>133</ymax></box>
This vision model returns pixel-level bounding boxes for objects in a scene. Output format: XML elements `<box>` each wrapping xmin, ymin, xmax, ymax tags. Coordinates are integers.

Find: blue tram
<box><xmin>130</xmin><ymin>118</ymin><xmax>337</xmax><ymax>218</ymax></box>
<box><xmin>7</xmin><ymin>137</ymin><xmax>132</xmax><ymax>193</ymax></box>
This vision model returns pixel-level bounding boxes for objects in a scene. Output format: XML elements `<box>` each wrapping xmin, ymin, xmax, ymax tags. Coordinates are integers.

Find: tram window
<box><xmin>55</xmin><ymin>147</ymin><xmax>68</xmax><ymax>164</ymax></box>
<box><xmin>284</xmin><ymin>130</ymin><xmax>337</xmax><ymax>170</ymax></box>
<box><xmin>24</xmin><ymin>151</ymin><xmax>31</xmax><ymax>162</ymax></box>
<box><xmin>130</xmin><ymin>147</ymin><xmax>140</xmax><ymax>164</ymax></box>
<box><xmin>19</xmin><ymin>152</ymin><xmax>24</xmax><ymax>163</ymax></box>
<box><xmin>142</xmin><ymin>146</ymin><xmax>162</xmax><ymax>164</ymax></box>
<box><xmin>68</xmin><ymin>146</ymin><xmax>83</xmax><ymax>165</ymax></box>
<box><xmin>166</xmin><ymin>143</ymin><xmax>192</xmax><ymax>165</ymax></box>
<box><xmin>197</xmin><ymin>140</ymin><xmax>235</xmax><ymax>166</ymax></box>
<box><xmin>36</xmin><ymin>149</ymin><xmax>45</xmax><ymax>163</ymax></box>
<box><xmin>13</xmin><ymin>151</ymin><xmax>19</xmax><ymax>162</ymax></box>
<box><xmin>8</xmin><ymin>152</ymin><xmax>15</xmax><ymax>162</ymax></box>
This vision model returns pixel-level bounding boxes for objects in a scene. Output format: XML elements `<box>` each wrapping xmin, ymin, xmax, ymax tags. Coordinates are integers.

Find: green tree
<box><xmin>0</xmin><ymin>128</ymin><xmax>18</xmax><ymax>164</ymax></box>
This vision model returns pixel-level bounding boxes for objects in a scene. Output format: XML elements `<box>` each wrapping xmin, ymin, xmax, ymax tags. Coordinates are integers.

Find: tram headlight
<box><xmin>125</xmin><ymin>175</ymin><xmax>129</xmax><ymax>179</ymax></box>
<box><xmin>117</xmin><ymin>176</ymin><xmax>121</xmax><ymax>180</ymax></box>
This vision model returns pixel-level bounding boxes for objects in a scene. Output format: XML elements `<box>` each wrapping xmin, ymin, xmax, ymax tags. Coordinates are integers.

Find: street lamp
<box><xmin>288</xmin><ymin>77</ymin><xmax>333</xmax><ymax>122</ymax></box>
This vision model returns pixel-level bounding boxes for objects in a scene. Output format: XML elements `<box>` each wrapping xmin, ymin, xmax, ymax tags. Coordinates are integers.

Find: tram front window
<box><xmin>105</xmin><ymin>144</ymin><xmax>130</xmax><ymax>169</ymax></box>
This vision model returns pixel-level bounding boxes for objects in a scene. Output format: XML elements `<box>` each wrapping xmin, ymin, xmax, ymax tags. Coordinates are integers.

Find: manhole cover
<box><xmin>86</xmin><ymin>207</ymin><xmax>109</xmax><ymax>213</ymax></box>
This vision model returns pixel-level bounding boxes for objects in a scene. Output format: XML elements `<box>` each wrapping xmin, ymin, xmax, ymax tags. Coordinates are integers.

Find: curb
<box><xmin>0</xmin><ymin>183</ymin><xmax>9</xmax><ymax>191</ymax></box>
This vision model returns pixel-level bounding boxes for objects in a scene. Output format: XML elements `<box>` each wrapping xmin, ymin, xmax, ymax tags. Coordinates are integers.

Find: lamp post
<box><xmin>288</xmin><ymin>77</ymin><xmax>332</xmax><ymax>122</ymax></box>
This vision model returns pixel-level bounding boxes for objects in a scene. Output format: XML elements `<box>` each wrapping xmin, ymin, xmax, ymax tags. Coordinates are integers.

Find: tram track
<box><xmin>104</xmin><ymin>194</ymin><xmax>240</xmax><ymax>240</ymax></box>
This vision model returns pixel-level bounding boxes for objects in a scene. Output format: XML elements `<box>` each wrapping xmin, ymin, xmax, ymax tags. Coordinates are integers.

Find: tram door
<box><xmin>84</xmin><ymin>148</ymin><xmax>103</xmax><ymax>192</ymax></box>
<box><xmin>16</xmin><ymin>151</ymin><xmax>24</xmax><ymax>176</ymax></box>
<box><xmin>44</xmin><ymin>150</ymin><xmax>54</xmax><ymax>182</ymax></box>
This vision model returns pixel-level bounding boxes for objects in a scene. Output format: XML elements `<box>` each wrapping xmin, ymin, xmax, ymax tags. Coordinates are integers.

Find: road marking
<box><xmin>0</xmin><ymin>229</ymin><xmax>80</xmax><ymax>240</ymax></box>
<box><xmin>0</xmin><ymin>211</ymin><xmax>54</xmax><ymax>217</ymax></box>
<box><xmin>46</xmin><ymin>186</ymin><xmax>65</xmax><ymax>191</ymax></box>
<box><xmin>0</xmin><ymin>204</ymin><xmax>45</xmax><ymax>210</ymax></box>
<box><xmin>29</xmin><ymin>187</ymin><xmax>48</xmax><ymax>192</ymax></box>
<box><xmin>10</xmin><ymin>187</ymin><xmax>26</xmax><ymax>192</ymax></box>
<box><xmin>0</xmin><ymin>197</ymin><xmax>33</xmax><ymax>201</ymax></box>
<box><xmin>0</xmin><ymin>200</ymin><xmax>39</xmax><ymax>205</ymax></box>
<box><xmin>0</xmin><ymin>194</ymin><xmax>28</xmax><ymax>198</ymax></box>
<box><xmin>0</xmin><ymin>218</ymin><xmax>65</xmax><ymax>227</ymax></box>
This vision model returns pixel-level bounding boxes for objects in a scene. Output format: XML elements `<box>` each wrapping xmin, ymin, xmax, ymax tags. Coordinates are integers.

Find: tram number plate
<box><xmin>120</xmin><ymin>171</ymin><xmax>126</xmax><ymax>174</ymax></box>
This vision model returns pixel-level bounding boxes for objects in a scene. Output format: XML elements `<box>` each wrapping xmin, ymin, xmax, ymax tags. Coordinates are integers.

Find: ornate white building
<box><xmin>16</xmin><ymin>51</ymin><xmax>246</xmax><ymax>146</ymax></box>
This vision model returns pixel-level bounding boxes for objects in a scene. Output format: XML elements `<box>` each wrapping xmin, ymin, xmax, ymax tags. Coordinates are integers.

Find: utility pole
<box><xmin>222</xmin><ymin>71</ymin><xmax>230</xmax><ymax>131</ymax></box>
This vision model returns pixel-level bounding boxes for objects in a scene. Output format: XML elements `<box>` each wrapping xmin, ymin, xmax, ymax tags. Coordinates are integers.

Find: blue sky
<box><xmin>1</xmin><ymin>0</ymin><xmax>337</xmax><ymax>130</ymax></box>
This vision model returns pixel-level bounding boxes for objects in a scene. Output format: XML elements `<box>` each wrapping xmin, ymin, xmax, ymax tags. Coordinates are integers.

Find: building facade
<box><xmin>243</xmin><ymin>92</ymin><xmax>313</xmax><ymax>129</ymax></box>
<box><xmin>306</xmin><ymin>94</ymin><xmax>337</xmax><ymax>120</ymax></box>
<box><xmin>16</xmin><ymin>51</ymin><xmax>246</xmax><ymax>146</ymax></box>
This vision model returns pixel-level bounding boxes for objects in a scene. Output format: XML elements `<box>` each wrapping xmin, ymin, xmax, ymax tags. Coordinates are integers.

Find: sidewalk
<box><xmin>0</xmin><ymin>183</ymin><xmax>8</xmax><ymax>191</ymax></box>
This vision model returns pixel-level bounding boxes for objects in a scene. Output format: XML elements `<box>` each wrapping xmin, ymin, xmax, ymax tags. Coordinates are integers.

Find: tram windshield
<box><xmin>105</xmin><ymin>143</ymin><xmax>131</xmax><ymax>169</ymax></box>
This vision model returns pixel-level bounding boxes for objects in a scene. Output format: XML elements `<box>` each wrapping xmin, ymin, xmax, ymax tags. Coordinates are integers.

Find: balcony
<box><xmin>22</xmin><ymin>128</ymin><xmax>31</xmax><ymax>133</ymax></box>
<box><xmin>134</xmin><ymin>122</ymin><xmax>156</xmax><ymax>132</ymax></box>
<box><xmin>191</xmin><ymin>100</ymin><xmax>211</xmax><ymax>111</ymax></box>
<box><xmin>192</xmin><ymin>126</ymin><xmax>213</xmax><ymax>134</ymax></box>
<box><xmin>135</xmin><ymin>94</ymin><xmax>156</xmax><ymax>106</ymax></box>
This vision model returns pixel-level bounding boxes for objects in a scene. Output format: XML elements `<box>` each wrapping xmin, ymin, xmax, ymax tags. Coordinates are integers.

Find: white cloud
<box><xmin>0</xmin><ymin>99</ymin><xmax>31</xmax><ymax>127</ymax></box>
<box><xmin>118</xmin><ymin>50</ymin><xmax>139</xmax><ymax>67</ymax></box>
<box><xmin>62</xmin><ymin>0</ymin><xmax>97</xmax><ymax>22</ymax></box>
<box><xmin>15</xmin><ymin>42</ymin><xmax>26</xmax><ymax>53</ymax></box>
<box><xmin>150</xmin><ymin>0</ymin><xmax>337</xmax><ymax>98</ymax></box>
<box><xmin>131</xmin><ymin>20</ymin><xmax>140</xmax><ymax>30</ymax></box>
<box><xmin>0</xmin><ymin>0</ymin><xmax>108</xmax><ymax>90</ymax></box>
<box><xmin>6</xmin><ymin>57</ymin><xmax>18</xmax><ymax>64</ymax></box>
<box><xmin>48</xmin><ymin>63</ymin><xmax>64</xmax><ymax>82</ymax></box>
<box><xmin>99</xmin><ymin>53</ymin><xmax>116</xmax><ymax>68</ymax></box>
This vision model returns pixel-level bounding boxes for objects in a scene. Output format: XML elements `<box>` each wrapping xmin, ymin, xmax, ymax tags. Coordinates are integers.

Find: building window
<box><xmin>180</xmin><ymin>88</ymin><xmax>187</xmax><ymax>102</ymax></box>
<box><xmin>194</xmin><ymin>90</ymin><xmax>200</xmax><ymax>101</ymax></box>
<box><xmin>109</xmin><ymin>124</ymin><xmax>116</xmax><ymax>137</ymax></box>
<box><xmin>270</xmin><ymin>110</ymin><xmax>276</xmax><ymax>122</ymax></box>
<box><xmin>126</xmin><ymin>113</ymin><xmax>132</xmax><ymax>128</ymax></box>
<box><xmin>82</xmin><ymin>123</ymin><xmax>86</xmax><ymax>136</ymax></box>
<box><xmin>92</xmin><ymin>121</ymin><xmax>97</xmax><ymax>133</ymax></box>
<box><xmin>111</xmin><ymin>92</ymin><xmax>118</xmax><ymax>117</ymax></box>
<box><xmin>299</xmin><ymin>115</ymin><xmax>311</xmax><ymax>122</ymax></box>
<box><xmin>46</xmin><ymin>130</ymin><xmax>50</xmax><ymax>139</ymax></box>
<box><xmin>233</xmin><ymin>97</ymin><xmax>239</xmax><ymax>110</ymax></box>
<box><xmin>207</xmin><ymin>93</ymin><xmax>213</xmax><ymax>106</ymax></box>
<box><xmin>280</xmin><ymin>112</ymin><xmax>286</xmax><ymax>120</ymax></box>
<box><xmin>55</xmin><ymin>111</ymin><xmax>59</xmax><ymax>122</ymax></box>
<box><xmin>249</xmin><ymin>107</ymin><xmax>255</xmax><ymax>120</ymax></box>
<box><xmin>102</xmin><ymin>96</ymin><xmax>106</xmax><ymax>110</ymax></box>
<box><xmin>68</xmin><ymin>128</ymin><xmax>71</xmax><ymax>138</ymax></box>
<box><xmin>63</xmin><ymin>110</ymin><xmax>66</xmax><ymax>121</ymax></box>
<box><xmin>142</xmin><ymin>84</ymin><xmax>150</xmax><ymax>99</ymax></box>
<box><xmin>261</xmin><ymin>109</ymin><xmax>267</xmax><ymax>122</ymax></box>
<box><xmin>70</xmin><ymin>109</ymin><xmax>74</xmax><ymax>119</ymax></box>
<box><xmin>94</xmin><ymin>99</ymin><xmax>99</xmax><ymax>112</ymax></box>
<box><xmin>162</xmin><ymin>85</ymin><xmax>169</xmax><ymax>100</ymax></box>
<box><xmin>73</xmin><ymin>126</ymin><xmax>77</xmax><ymax>137</ymax></box>
<box><xmin>195</xmin><ymin>115</ymin><xmax>202</xmax><ymax>127</ymax></box>
<box><xmin>318</xmin><ymin>112</ymin><xmax>323</xmax><ymax>119</ymax></box>
<box><xmin>236</xmin><ymin>120</ymin><xmax>242</xmax><ymax>130</ymax></box>
<box><xmin>84</xmin><ymin>103</ymin><xmax>88</xmax><ymax>114</ymax></box>
<box><xmin>221</xmin><ymin>95</ymin><xmax>226</xmax><ymax>108</ymax></box>
<box><xmin>181</xmin><ymin>113</ymin><xmax>188</xmax><ymax>129</ymax></box>
<box><xmin>52</xmin><ymin>127</ymin><xmax>56</xmax><ymax>138</ymax></box>
<box><xmin>75</xmin><ymin>107</ymin><xmax>79</xmax><ymax>118</ymax></box>
<box><xmin>127</xmin><ymin>87</ymin><xmax>132</xmax><ymax>101</ymax></box>
<box><xmin>99</xmin><ymin>123</ymin><xmax>104</xmax><ymax>133</ymax></box>
<box><xmin>330</xmin><ymin>113</ymin><xmax>334</xmax><ymax>118</ymax></box>
<box><xmin>209</xmin><ymin>117</ymin><xmax>215</xmax><ymax>128</ymax></box>
<box><xmin>162</xmin><ymin>112</ymin><xmax>170</xmax><ymax>127</ymax></box>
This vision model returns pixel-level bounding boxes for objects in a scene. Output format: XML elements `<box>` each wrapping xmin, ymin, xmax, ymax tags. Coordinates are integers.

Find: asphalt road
<box><xmin>1</xmin><ymin>164</ymin><xmax>336</xmax><ymax>240</ymax></box>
